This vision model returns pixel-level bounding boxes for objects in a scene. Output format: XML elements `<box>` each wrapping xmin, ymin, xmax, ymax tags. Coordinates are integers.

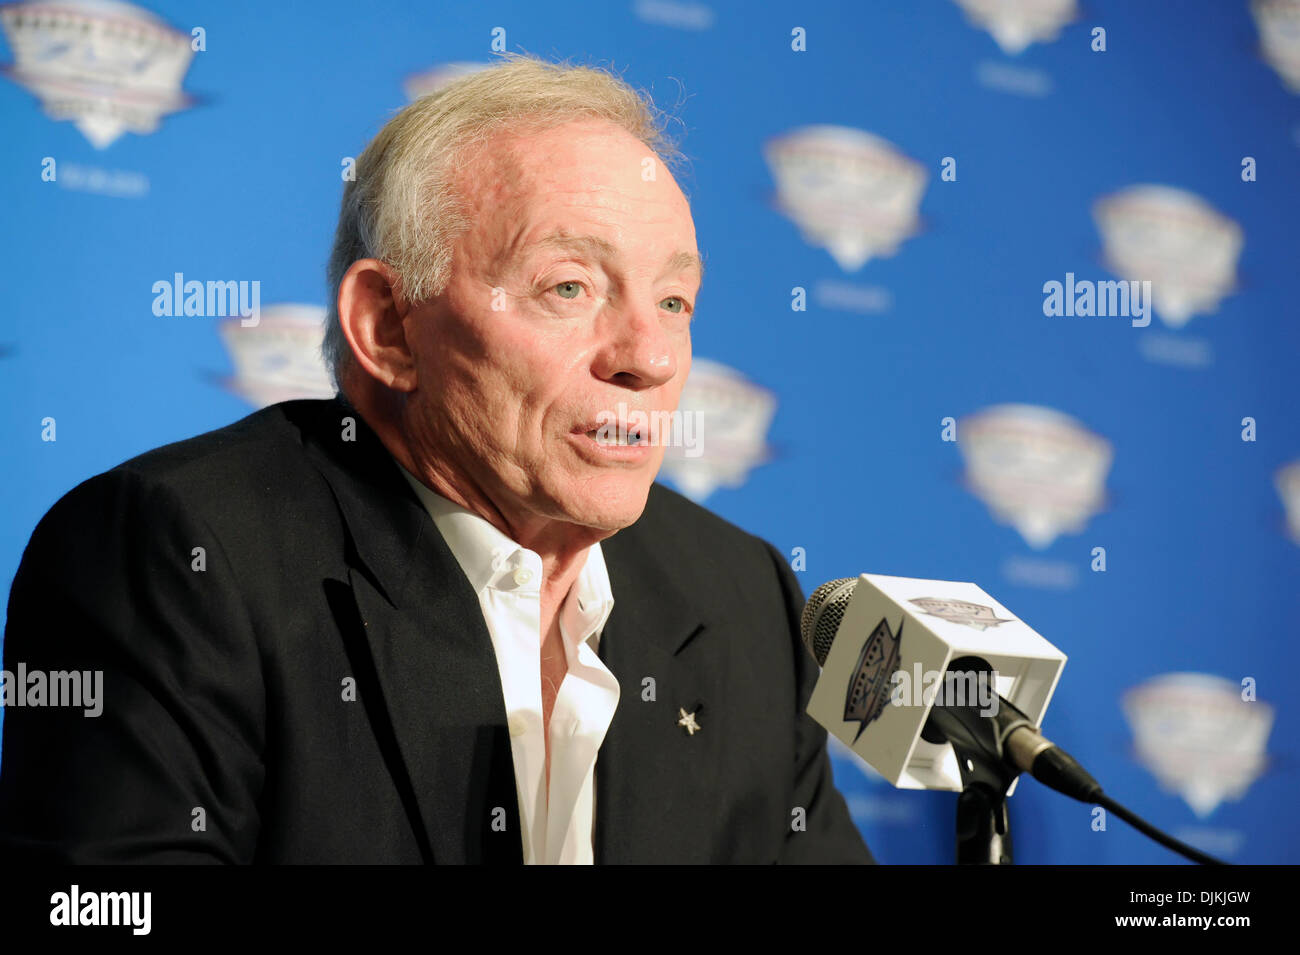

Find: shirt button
<box><xmin>508</xmin><ymin>716</ymin><xmax>526</xmax><ymax>738</ymax></box>
<box><xmin>513</xmin><ymin>567</ymin><xmax>533</xmax><ymax>586</ymax></box>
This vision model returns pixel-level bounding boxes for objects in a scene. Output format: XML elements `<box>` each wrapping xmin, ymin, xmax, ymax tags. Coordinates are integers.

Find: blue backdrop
<box><xmin>2</xmin><ymin>0</ymin><xmax>1297</xmax><ymax>863</ymax></box>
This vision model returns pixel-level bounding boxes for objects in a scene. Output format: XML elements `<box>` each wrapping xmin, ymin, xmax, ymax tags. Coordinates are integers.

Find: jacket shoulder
<box><xmin>622</xmin><ymin>483</ymin><xmax>795</xmax><ymax>595</ymax></box>
<box><xmin>109</xmin><ymin>399</ymin><xmax>330</xmax><ymax>491</ymax></box>
<box><xmin>24</xmin><ymin>399</ymin><xmax>346</xmax><ymax>568</ymax></box>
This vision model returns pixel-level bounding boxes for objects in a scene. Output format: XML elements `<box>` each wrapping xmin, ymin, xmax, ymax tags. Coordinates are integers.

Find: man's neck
<box><xmin>353</xmin><ymin>396</ymin><xmax>604</xmax><ymax>614</ymax></box>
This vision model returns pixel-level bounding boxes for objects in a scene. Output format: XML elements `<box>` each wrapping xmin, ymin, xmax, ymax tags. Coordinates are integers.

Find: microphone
<box><xmin>801</xmin><ymin>574</ymin><xmax>1228</xmax><ymax>865</ymax></box>
<box><xmin>800</xmin><ymin>574</ymin><xmax>1098</xmax><ymax>802</ymax></box>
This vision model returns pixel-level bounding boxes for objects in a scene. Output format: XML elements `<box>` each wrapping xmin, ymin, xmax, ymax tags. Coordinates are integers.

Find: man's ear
<box><xmin>337</xmin><ymin>258</ymin><xmax>418</xmax><ymax>392</ymax></box>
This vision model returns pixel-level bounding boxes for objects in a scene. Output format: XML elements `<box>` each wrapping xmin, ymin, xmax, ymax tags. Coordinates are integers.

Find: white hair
<box><xmin>321</xmin><ymin>53</ymin><xmax>685</xmax><ymax>392</ymax></box>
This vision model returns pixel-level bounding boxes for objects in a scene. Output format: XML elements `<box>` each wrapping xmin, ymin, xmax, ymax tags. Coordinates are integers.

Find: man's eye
<box><xmin>660</xmin><ymin>296</ymin><xmax>688</xmax><ymax>314</ymax></box>
<box><xmin>553</xmin><ymin>281</ymin><xmax>583</xmax><ymax>300</ymax></box>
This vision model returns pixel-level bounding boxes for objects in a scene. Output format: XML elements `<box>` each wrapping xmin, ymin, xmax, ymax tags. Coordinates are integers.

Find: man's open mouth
<box><xmin>584</xmin><ymin>426</ymin><xmax>647</xmax><ymax>446</ymax></box>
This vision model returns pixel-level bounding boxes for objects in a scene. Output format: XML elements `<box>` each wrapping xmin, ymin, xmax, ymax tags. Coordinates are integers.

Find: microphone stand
<box><xmin>955</xmin><ymin>780</ymin><xmax>1013</xmax><ymax>865</ymax></box>
<box><xmin>923</xmin><ymin>700</ymin><xmax>1019</xmax><ymax>865</ymax></box>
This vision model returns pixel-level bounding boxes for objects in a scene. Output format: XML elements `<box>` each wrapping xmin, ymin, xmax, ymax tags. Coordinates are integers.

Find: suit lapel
<box><xmin>295</xmin><ymin>398</ymin><xmax>522</xmax><ymax>864</ymax></box>
<box><xmin>595</xmin><ymin>516</ymin><xmax>713</xmax><ymax>863</ymax></box>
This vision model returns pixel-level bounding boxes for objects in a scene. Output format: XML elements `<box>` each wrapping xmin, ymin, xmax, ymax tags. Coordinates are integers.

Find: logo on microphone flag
<box><xmin>844</xmin><ymin>616</ymin><xmax>903</xmax><ymax>742</ymax></box>
<box><xmin>909</xmin><ymin>597</ymin><xmax>1011</xmax><ymax>631</ymax></box>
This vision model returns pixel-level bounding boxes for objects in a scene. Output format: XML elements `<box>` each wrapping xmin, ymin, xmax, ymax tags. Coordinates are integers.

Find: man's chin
<box><xmin>557</xmin><ymin>478</ymin><xmax>654</xmax><ymax>533</ymax></box>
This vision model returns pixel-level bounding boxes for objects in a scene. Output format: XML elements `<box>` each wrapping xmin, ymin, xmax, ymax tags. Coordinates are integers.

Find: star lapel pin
<box><xmin>677</xmin><ymin>706</ymin><xmax>701</xmax><ymax>736</ymax></box>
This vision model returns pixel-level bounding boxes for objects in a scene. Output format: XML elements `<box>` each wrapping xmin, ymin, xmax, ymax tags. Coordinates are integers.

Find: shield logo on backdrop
<box><xmin>657</xmin><ymin>358</ymin><xmax>776</xmax><ymax>502</ymax></box>
<box><xmin>213</xmin><ymin>304</ymin><xmax>335</xmax><ymax>408</ymax></box>
<box><xmin>1275</xmin><ymin>459</ymin><xmax>1300</xmax><ymax>544</ymax></box>
<box><xmin>957</xmin><ymin>404</ymin><xmax>1113</xmax><ymax>549</ymax></box>
<box><xmin>1123</xmin><ymin>673</ymin><xmax>1274</xmax><ymax>818</ymax></box>
<box><xmin>764</xmin><ymin>125</ymin><xmax>927</xmax><ymax>272</ymax></box>
<box><xmin>1251</xmin><ymin>0</ymin><xmax>1300</xmax><ymax>93</ymax></box>
<box><xmin>952</xmin><ymin>0</ymin><xmax>1078</xmax><ymax>56</ymax></box>
<box><xmin>403</xmin><ymin>61</ymin><xmax>491</xmax><ymax>101</ymax></box>
<box><xmin>1093</xmin><ymin>185</ymin><xmax>1243</xmax><ymax>329</ymax></box>
<box><xmin>0</xmin><ymin>0</ymin><xmax>197</xmax><ymax>148</ymax></box>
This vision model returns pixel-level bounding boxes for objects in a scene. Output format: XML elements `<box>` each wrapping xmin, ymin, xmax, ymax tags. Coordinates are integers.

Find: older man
<box><xmin>0</xmin><ymin>56</ymin><xmax>873</xmax><ymax>864</ymax></box>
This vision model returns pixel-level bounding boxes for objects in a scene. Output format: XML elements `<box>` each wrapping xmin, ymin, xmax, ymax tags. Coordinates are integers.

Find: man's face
<box><xmin>405</xmin><ymin>119</ymin><xmax>701</xmax><ymax>534</ymax></box>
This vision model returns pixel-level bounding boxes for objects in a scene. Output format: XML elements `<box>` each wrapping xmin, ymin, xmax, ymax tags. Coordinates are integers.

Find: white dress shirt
<box><xmin>394</xmin><ymin>463</ymin><xmax>620</xmax><ymax>865</ymax></box>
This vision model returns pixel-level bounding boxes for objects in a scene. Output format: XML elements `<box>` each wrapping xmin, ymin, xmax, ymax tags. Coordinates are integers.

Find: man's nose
<box><xmin>592</xmin><ymin>298</ymin><xmax>680</xmax><ymax>388</ymax></box>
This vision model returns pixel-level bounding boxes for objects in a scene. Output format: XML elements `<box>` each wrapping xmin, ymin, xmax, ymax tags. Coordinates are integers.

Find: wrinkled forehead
<box><xmin>449</xmin><ymin>121</ymin><xmax>698</xmax><ymax>279</ymax></box>
<box><xmin>457</xmin><ymin>119</ymin><xmax>694</xmax><ymax>225</ymax></box>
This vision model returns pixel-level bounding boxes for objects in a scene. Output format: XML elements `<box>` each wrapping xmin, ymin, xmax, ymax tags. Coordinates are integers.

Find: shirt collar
<box><xmin>392</xmin><ymin>458</ymin><xmax>615</xmax><ymax>641</ymax></box>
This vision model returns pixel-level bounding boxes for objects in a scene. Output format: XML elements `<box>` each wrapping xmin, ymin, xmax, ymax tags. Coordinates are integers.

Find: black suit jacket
<box><xmin>0</xmin><ymin>397</ymin><xmax>872</xmax><ymax>864</ymax></box>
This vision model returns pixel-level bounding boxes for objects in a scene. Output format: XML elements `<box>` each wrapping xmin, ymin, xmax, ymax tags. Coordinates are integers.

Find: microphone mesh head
<box><xmin>800</xmin><ymin>577</ymin><xmax>859</xmax><ymax>666</ymax></box>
